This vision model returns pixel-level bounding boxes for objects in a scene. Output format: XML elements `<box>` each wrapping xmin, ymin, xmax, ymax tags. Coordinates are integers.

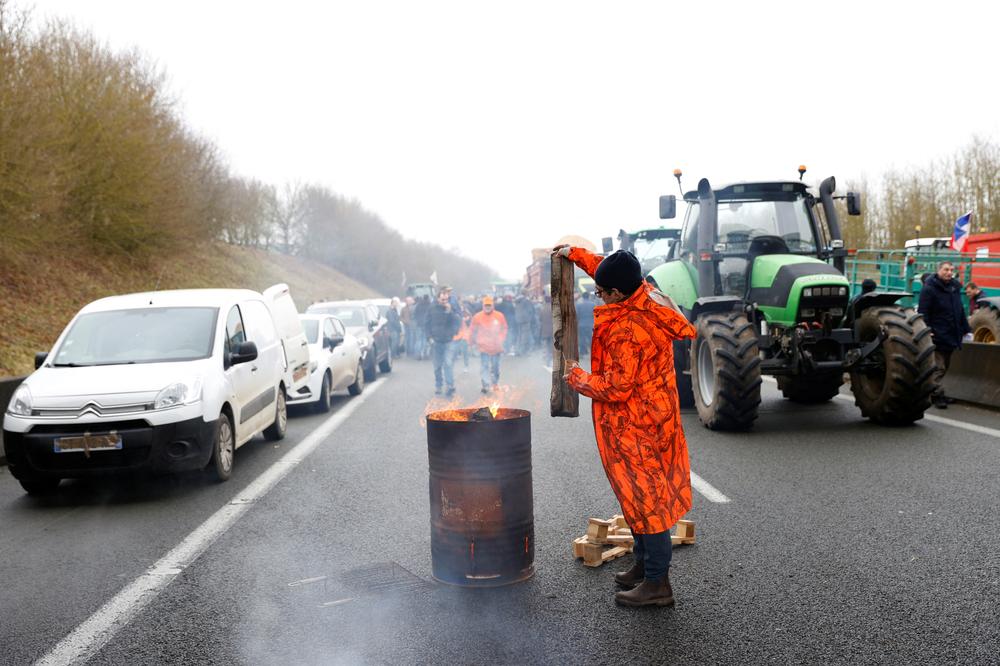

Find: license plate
<box><xmin>54</xmin><ymin>433</ymin><xmax>123</xmax><ymax>453</ymax></box>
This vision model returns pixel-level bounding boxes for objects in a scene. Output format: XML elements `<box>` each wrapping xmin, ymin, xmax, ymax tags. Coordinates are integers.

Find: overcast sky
<box><xmin>28</xmin><ymin>0</ymin><xmax>1000</xmax><ymax>279</ymax></box>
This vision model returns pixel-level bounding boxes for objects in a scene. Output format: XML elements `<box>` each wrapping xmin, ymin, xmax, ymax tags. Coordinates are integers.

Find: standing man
<box><xmin>919</xmin><ymin>260</ymin><xmax>972</xmax><ymax>409</ymax></box>
<box><xmin>413</xmin><ymin>295</ymin><xmax>432</xmax><ymax>360</ymax></box>
<box><xmin>428</xmin><ymin>286</ymin><xmax>462</xmax><ymax>396</ymax></box>
<box><xmin>386</xmin><ymin>297</ymin><xmax>403</xmax><ymax>355</ymax></box>
<box><xmin>577</xmin><ymin>290</ymin><xmax>596</xmax><ymax>358</ymax></box>
<box><xmin>514</xmin><ymin>292</ymin><xmax>535</xmax><ymax>355</ymax></box>
<box><xmin>965</xmin><ymin>282</ymin><xmax>983</xmax><ymax>315</ymax></box>
<box><xmin>495</xmin><ymin>294</ymin><xmax>517</xmax><ymax>355</ymax></box>
<box><xmin>469</xmin><ymin>296</ymin><xmax>508</xmax><ymax>393</ymax></box>
<box><xmin>401</xmin><ymin>296</ymin><xmax>415</xmax><ymax>357</ymax></box>
<box><xmin>557</xmin><ymin>245</ymin><xmax>696</xmax><ymax>607</ymax></box>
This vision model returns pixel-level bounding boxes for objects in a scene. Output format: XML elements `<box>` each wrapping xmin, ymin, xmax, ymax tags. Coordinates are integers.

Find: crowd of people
<box><xmin>393</xmin><ymin>287</ymin><xmax>569</xmax><ymax>395</ymax></box>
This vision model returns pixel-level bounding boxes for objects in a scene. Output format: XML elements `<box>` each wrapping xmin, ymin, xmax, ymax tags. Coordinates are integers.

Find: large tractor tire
<box><xmin>673</xmin><ymin>339</ymin><xmax>694</xmax><ymax>408</ymax></box>
<box><xmin>690</xmin><ymin>312</ymin><xmax>761</xmax><ymax>430</ymax></box>
<box><xmin>969</xmin><ymin>306</ymin><xmax>1000</xmax><ymax>344</ymax></box>
<box><xmin>849</xmin><ymin>306</ymin><xmax>935</xmax><ymax>425</ymax></box>
<box><xmin>777</xmin><ymin>373</ymin><xmax>843</xmax><ymax>404</ymax></box>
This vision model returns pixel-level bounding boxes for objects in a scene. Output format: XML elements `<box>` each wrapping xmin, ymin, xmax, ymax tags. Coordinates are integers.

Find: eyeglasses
<box><xmin>595</xmin><ymin>287</ymin><xmax>612</xmax><ymax>298</ymax></box>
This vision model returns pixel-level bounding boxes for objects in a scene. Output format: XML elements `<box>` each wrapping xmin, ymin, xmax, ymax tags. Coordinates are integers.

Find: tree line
<box><xmin>838</xmin><ymin>135</ymin><xmax>999</xmax><ymax>249</ymax></box>
<box><xmin>0</xmin><ymin>2</ymin><xmax>496</xmax><ymax>294</ymax></box>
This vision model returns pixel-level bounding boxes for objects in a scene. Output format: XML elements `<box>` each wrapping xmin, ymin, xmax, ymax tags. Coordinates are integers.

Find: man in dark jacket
<box><xmin>413</xmin><ymin>295</ymin><xmax>432</xmax><ymax>360</ymax></box>
<box><xmin>495</xmin><ymin>294</ymin><xmax>517</xmax><ymax>354</ymax></box>
<box><xmin>427</xmin><ymin>287</ymin><xmax>462</xmax><ymax>396</ymax></box>
<box><xmin>919</xmin><ymin>261</ymin><xmax>972</xmax><ymax>408</ymax></box>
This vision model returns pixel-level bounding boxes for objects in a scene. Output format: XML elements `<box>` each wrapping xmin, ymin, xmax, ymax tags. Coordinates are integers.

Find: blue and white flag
<box><xmin>949</xmin><ymin>211</ymin><xmax>972</xmax><ymax>252</ymax></box>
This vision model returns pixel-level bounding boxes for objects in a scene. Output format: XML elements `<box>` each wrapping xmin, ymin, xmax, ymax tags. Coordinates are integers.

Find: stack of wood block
<box><xmin>572</xmin><ymin>515</ymin><xmax>696</xmax><ymax>567</ymax></box>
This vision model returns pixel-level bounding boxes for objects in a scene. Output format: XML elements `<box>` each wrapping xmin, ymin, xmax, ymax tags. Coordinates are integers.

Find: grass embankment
<box><xmin>0</xmin><ymin>243</ymin><xmax>380</xmax><ymax>378</ymax></box>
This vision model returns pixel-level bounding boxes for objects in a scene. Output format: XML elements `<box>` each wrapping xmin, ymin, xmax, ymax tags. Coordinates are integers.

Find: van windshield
<box><xmin>52</xmin><ymin>307</ymin><xmax>218</xmax><ymax>366</ymax></box>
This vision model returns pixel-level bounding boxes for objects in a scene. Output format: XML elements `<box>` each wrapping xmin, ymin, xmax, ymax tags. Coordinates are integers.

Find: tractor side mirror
<box><xmin>601</xmin><ymin>237</ymin><xmax>614</xmax><ymax>253</ymax></box>
<box><xmin>659</xmin><ymin>195</ymin><xmax>677</xmax><ymax>219</ymax></box>
<box><xmin>846</xmin><ymin>192</ymin><xmax>862</xmax><ymax>216</ymax></box>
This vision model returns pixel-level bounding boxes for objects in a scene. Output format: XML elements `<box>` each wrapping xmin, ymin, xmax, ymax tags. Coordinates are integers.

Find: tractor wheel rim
<box><xmin>974</xmin><ymin>327</ymin><xmax>995</xmax><ymax>343</ymax></box>
<box><xmin>219</xmin><ymin>418</ymin><xmax>234</xmax><ymax>472</ymax></box>
<box><xmin>697</xmin><ymin>339</ymin><xmax>715</xmax><ymax>406</ymax></box>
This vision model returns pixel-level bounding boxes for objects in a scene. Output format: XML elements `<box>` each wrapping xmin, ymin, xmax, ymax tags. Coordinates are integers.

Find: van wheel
<box><xmin>315</xmin><ymin>372</ymin><xmax>333</xmax><ymax>414</ymax></box>
<box><xmin>207</xmin><ymin>412</ymin><xmax>235</xmax><ymax>482</ymax></box>
<box><xmin>348</xmin><ymin>362</ymin><xmax>365</xmax><ymax>395</ymax></box>
<box><xmin>18</xmin><ymin>476</ymin><xmax>61</xmax><ymax>495</ymax></box>
<box><xmin>379</xmin><ymin>345</ymin><xmax>393</xmax><ymax>373</ymax></box>
<box><xmin>263</xmin><ymin>388</ymin><xmax>287</xmax><ymax>441</ymax></box>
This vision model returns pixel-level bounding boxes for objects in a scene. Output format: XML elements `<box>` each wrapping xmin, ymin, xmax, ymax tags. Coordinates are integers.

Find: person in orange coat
<box><xmin>556</xmin><ymin>245</ymin><xmax>696</xmax><ymax>607</ymax></box>
<box><xmin>469</xmin><ymin>296</ymin><xmax>508</xmax><ymax>393</ymax></box>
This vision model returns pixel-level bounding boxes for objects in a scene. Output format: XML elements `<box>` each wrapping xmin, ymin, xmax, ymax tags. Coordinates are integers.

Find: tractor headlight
<box><xmin>803</xmin><ymin>288</ymin><xmax>813</xmax><ymax>298</ymax></box>
<box><xmin>8</xmin><ymin>384</ymin><xmax>32</xmax><ymax>416</ymax></box>
<box><xmin>839</xmin><ymin>287</ymin><xmax>848</xmax><ymax>296</ymax></box>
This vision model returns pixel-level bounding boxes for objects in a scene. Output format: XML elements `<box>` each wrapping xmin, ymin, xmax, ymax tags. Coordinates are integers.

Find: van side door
<box><xmin>238</xmin><ymin>299</ymin><xmax>283</xmax><ymax>435</ymax></box>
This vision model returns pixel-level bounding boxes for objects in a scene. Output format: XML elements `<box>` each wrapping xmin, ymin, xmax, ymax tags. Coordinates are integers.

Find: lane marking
<box><xmin>690</xmin><ymin>471</ymin><xmax>731</xmax><ymax>503</ymax></box>
<box><xmin>36</xmin><ymin>380</ymin><xmax>385</xmax><ymax>666</ymax></box>
<box><xmin>764</xmin><ymin>375</ymin><xmax>1000</xmax><ymax>439</ymax></box>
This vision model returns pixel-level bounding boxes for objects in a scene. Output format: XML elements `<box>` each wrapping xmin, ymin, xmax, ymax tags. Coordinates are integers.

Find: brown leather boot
<box><xmin>613</xmin><ymin>562</ymin><xmax>644</xmax><ymax>588</ymax></box>
<box><xmin>614</xmin><ymin>574</ymin><xmax>674</xmax><ymax>607</ymax></box>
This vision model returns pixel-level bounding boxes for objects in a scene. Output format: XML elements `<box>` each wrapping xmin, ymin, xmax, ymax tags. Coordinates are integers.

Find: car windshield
<box><xmin>310</xmin><ymin>306</ymin><xmax>365</xmax><ymax>327</ymax></box>
<box><xmin>717</xmin><ymin>198</ymin><xmax>817</xmax><ymax>253</ymax></box>
<box><xmin>52</xmin><ymin>307</ymin><xmax>218</xmax><ymax>366</ymax></box>
<box><xmin>300</xmin><ymin>319</ymin><xmax>320</xmax><ymax>344</ymax></box>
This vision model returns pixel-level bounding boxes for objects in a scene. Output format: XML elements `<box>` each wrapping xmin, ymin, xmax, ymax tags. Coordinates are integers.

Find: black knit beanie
<box><xmin>595</xmin><ymin>250</ymin><xmax>643</xmax><ymax>295</ymax></box>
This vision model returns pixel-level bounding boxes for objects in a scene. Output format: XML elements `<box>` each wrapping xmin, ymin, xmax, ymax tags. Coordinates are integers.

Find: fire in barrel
<box><xmin>425</xmin><ymin>405</ymin><xmax>534</xmax><ymax>586</ymax></box>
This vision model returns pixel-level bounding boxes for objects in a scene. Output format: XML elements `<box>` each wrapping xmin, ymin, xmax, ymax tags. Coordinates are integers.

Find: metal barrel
<box><xmin>426</xmin><ymin>408</ymin><xmax>534</xmax><ymax>587</ymax></box>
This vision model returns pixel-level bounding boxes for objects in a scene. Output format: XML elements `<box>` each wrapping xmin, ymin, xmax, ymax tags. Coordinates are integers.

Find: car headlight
<box><xmin>154</xmin><ymin>379</ymin><xmax>203</xmax><ymax>410</ymax></box>
<box><xmin>8</xmin><ymin>384</ymin><xmax>32</xmax><ymax>416</ymax></box>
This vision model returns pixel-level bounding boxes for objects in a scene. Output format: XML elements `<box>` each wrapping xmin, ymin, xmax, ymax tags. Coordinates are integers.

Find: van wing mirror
<box><xmin>327</xmin><ymin>335</ymin><xmax>344</xmax><ymax>349</ymax></box>
<box><xmin>659</xmin><ymin>195</ymin><xmax>677</xmax><ymax>219</ymax></box>
<box><xmin>230</xmin><ymin>340</ymin><xmax>258</xmax><ymax>365</ymax></box>
<box><xmin>35</xmin><ymin>352</ymin><xmax>48</xmax><ymax>369</ymax></box>
<box><xmin>846</xmin><ymin>192</ymin><xmax>862</xmax><ymax>216</ymax></box>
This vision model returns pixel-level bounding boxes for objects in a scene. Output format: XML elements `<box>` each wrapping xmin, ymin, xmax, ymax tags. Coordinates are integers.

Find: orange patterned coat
<box><xmin>565</xmin><ymin>247</ymin><xmax>697</xmax><ymax>534</ymax></box>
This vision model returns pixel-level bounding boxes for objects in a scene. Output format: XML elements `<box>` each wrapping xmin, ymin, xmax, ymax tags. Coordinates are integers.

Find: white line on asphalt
<box><xmin>690</xmin><ymin>471</ymin><xmax>731</xmax><ymax>503</ymax></box>
<box><xmin>762</xmin><ymin>376</ymin><xmax>1000</xmax><ymax>440</ymax></box>
<box><xmin>35</xmin><ymin>380</ymin><xmax>385</xmax><ymax>666</ymax></box>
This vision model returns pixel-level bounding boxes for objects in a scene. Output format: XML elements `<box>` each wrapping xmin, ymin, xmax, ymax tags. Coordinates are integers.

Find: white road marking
<box><xmin>319</xmin><ymin>597</ymin><xmax>355</xmax><ymax>608</ymax></box>
<box><xmin>764</xmin><ymin>375</ymin><xmax>1000</xmax><ymax>440</ymax></box>
<box><xmin>690</xmin><ymin>471</ymin><xmax>731</xmax><ymax>503</ymax></box>
<box><xmin>35</xmin><ymin>381</ymin><xmax>385</xmax><ymax>666</ymax></box>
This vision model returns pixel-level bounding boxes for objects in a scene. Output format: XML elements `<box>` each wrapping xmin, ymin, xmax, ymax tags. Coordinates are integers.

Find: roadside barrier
<box><xmin>942</xmin><ymin>343</ymin><xmax>1000</xmax><ymax>409</ymax></box>
<box><xmin>0</xmin><ymin>376</ymin><xmax>26</xmax><ymax>466</ymax></box>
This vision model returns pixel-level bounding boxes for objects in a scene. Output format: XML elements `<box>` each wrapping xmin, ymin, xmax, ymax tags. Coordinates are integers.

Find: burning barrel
<box><xmin>426</xmin><ymin>407</ymin><xmax>534</xmax><ymax>586</ymax></box>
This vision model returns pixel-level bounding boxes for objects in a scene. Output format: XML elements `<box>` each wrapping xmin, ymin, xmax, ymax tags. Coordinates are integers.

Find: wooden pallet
<box><xmin>572</xmin><ymin>516</ymin><xmax>696</xmax><ymax>567</ymax></box>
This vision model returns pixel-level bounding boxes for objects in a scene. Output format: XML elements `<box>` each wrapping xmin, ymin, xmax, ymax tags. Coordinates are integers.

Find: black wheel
<box><xmin>207</xmin><ymin>411</ymin><xmax>235</xmax><ymax>481</ymax></box>
<box><xmin>263</xmin><ymin>387</ymin><xmax>288</xmax><ymax>441</ymax></box>
<box><xmin>363</xmin><ymin>354</ymin><xmax>377</xmax><ymax>382</ymax></box>
<box><xmin>673</xmin><ymin>339</ymin><xmax>694</xmax><ymax>408</ymax></box>
<box><xmin>379</xmin><ymin>345</ymin><xmax>393</xmax><ymax>373</ymax></box>
<box><xmin>849</xmin><ymin>306</ymin><xmax>935</xmax><ymax>425</ymax></box>
<box><xmin>969</xmin><ymin>306</ymin><xmax>999</xmax><ymax>344</ymax></box>
<box><xmin>777</xmin><ymin>373</ymin><xmax>843</xmax><ymax>404</ymax></box>
<box><xmin>348</xmin><ymin>362</ymin><xmax>365</xmax><ymax>396</ymax></box>
<box><xmin>690</xmin><ymin>312</ymin><xmax>761</xmax><ymax>430</ymax></box>
<box><xmin>18</xmin><ymin>476</ymin><xmax>61</xmax><ymax>495</ymax></box>
<box><xmin>315</xmin><ymin>372</ymin><xmax>332</xmax><ymax>414</ymax></box>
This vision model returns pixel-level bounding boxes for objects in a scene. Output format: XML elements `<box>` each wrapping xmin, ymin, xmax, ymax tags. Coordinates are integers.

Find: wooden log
<box><xmin>550</xmin><ymin>253</ymin><xmax>579</xmax><ymax>417</ymax></box>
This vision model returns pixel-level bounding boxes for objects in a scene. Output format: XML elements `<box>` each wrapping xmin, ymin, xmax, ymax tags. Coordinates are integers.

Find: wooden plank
<box><xmin>585</xmin><ymin>521</ymin><xmax>610</xmax><ymax>544</ymax></box>
<box><xmin>581</xmin><ymin>542</ymin><xmax>605</xmax><ymax>566</ymax></box>
<box><xmin>606</xmin><ymin>534</ymin><xmax>634</xmax><ymax>547</ymax></box>
<box><xmin>550</xmin><ymin>253</ymin><xmax>579</xmax><ymax>417</ymax></box>
<box><xmin>675</xmin><ymin>520</ymin><xmax>695</xmax><ymax>543</ymax></box>
<box><xmin>572</xmin><ymin>536</ymin><xmax>590</xmax><ymax>559</ymax></box>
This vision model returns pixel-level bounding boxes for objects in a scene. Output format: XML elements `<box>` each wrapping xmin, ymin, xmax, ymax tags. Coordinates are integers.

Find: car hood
<box><xmin>25</xmin><ymin>360</ymin><xmax>208</xmax><ymax>408</ymax></box>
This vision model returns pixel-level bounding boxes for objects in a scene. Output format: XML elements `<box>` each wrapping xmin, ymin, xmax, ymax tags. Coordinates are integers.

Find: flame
<box><xmin>489</xmin><ymin>402</ymin><xmax>499</xmax><ymax>419</ymax></box>
<box><xmin>419</xmin><ymin>381</ymin><xmax>538</xmax><ymax>424</ymax></box>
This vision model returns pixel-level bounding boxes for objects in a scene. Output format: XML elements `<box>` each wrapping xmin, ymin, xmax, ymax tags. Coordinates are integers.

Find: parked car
<box><xmin>290</xmin><ymin>314</ymin><xmax>364</xmax><ymax>412</ymax></box>
<box><xmin>2</xmin><ymin>288</ymin><xmax>301</xmax><ymax>495</ymax></box>
<box><xmin>263</xmin><ymin>284</ymin><xmax>311</xmax><ymax>398</ymax></box>
<box><xmin>306</xmin><ymin>300</ymin><xmax>391</xmax><ymax>381</ymax></box>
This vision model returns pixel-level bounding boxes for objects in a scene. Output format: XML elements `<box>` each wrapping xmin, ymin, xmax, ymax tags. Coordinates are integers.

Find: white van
<box><xmin>263</xmin><ymin>283</ymin><xmax>310</xmax><ymax>397</ymax></box>
<box><xmin>2</xmin><ymin>288</ymin><xmax>295</xmax><ymax>495</ymax></box>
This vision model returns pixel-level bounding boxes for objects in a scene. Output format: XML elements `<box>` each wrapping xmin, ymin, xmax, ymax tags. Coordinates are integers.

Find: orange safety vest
<box><xmin>566</xmin><ymin>247</ymin><xmax>697</xmax><ymax>534</ymax></box>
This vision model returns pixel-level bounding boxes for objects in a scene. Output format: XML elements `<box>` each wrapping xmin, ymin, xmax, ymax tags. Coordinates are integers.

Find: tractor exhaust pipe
<box><xmin>819</xmin><ymin>176</ymin><xmax>846</xmax><ymax>273</ymax></box>
<box><xmin>696</xmin><ymin>178</ymin><xmax>718</xmax><ymax>298</ymax></box>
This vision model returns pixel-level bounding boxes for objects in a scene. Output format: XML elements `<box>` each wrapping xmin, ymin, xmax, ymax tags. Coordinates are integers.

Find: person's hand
<box><xmin>963</xmin><ymin>332</ymin><xmax>974</xmax><ymax>342</ymax></box>
<box><xmin>562</xmin><ymin>358</ymin><xmax>580</xmax><ymax>381</ymax></box>
<box><xmin>552</xmin><ymin>244</ymin><xmax>571</xmax><ymax>258</ymax></box>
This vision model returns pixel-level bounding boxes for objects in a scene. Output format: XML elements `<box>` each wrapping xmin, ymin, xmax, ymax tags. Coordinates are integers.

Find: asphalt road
<box><xmin>2</xmin><ymin>351</ymin><xmax>999</xmax><ymax>665</ymax></box>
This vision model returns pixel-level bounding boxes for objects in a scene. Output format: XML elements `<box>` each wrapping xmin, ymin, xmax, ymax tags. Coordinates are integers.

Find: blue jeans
<box><xmin>431</xmin><ymin>341</ymin><xmax>454</xmax><ymax>391</ymax></box>
<box><xmin>405</xmin><ymin>326</ymin><xmax>417</xmax><ymax>357</ymax></box>
<box><xmin>480</xmin><ymin>353</ymin><xmax>501</xmax><ymax>387</ymax></box>
<box><xmin>632</xmin><ymin>531</ymin><xmax>672</xmax><ymax>581</ymax></box>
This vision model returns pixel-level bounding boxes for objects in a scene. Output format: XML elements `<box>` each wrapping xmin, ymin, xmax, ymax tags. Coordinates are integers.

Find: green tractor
<box><xmin>648</xmin><ymin>175</ymin><xmax>936</xmax><ymax>430</ymax></box>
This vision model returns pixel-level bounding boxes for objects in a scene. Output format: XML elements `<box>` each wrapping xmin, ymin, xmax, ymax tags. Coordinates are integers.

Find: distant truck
<box><xmin>405</xmin><ymin>282</ymin><xmax>436</xmax><ymax>301</ymax></box>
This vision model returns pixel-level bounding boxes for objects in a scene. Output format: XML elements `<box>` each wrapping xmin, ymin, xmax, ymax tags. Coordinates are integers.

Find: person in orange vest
<box><xmin>469</xmin><ymin>296</ymin><xmax>508</xmax><ymax>393</ymax></box>
<box><xmin>556</xmin><ymin>245</ymin><xmax>696</xmax><ymax>607</ymax></box>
